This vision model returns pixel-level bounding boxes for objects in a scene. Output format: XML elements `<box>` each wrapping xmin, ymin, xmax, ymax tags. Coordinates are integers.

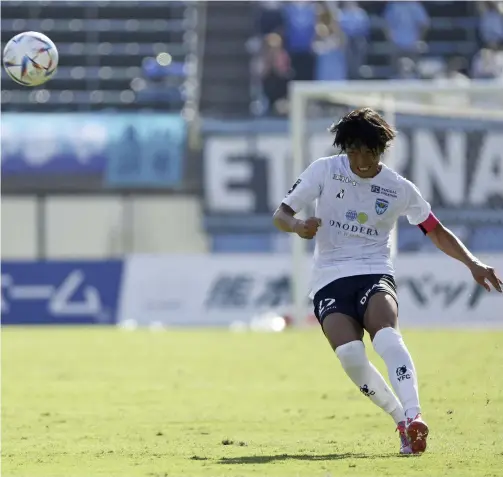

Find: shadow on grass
<box><xmin>218</xmin><ymin>452</ymin><xmax>401</xmax><ymax>464</ymax></box>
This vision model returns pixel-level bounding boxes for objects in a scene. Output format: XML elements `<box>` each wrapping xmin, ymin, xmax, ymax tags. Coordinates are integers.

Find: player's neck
<box><xmin>350</xmin><ymin>162</ymin><xmax>382</xmax><ymax>179</ymax></box>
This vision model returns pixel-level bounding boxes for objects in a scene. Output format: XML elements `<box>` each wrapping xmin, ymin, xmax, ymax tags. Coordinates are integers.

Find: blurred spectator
<box><xmin>471</xmin><ymin>48</ymin><xmax>503</xmax><ymax>79</ymax></box>
<box><xmin>477</xmin><ymin>1</ymin><xmax>503</xmax><ymax>48</ymax></box>
<box><xmin>338</xmin><ymin>1</ymin><xmax>370</xmax><ymax>79</ymax></box>
<box><xmin>433</xmin><ymin>57</ymin><xmax>471</xmax><ymax>108</ymax></box>
<box><xmin>383</xmin><ymin>1</ymin><xmax>430</xmax><ymax>77</ymax></box>
<box><xmin>257</xmin><ymin>0</ymin><xmax>284</xmax><ymax>36</ymax></box>
<box><xmin>313</xmin><ymin>2</ymin><xmax>347</xmax><ymax>80</ymax></box>
<box><xmin>396</xmin><ymin>57</ymin><xmax>419</xmax><ymax>80</ymax></box>
<box><xmin>434</xmin><ymin>56</ymin><xmax>470</xmax><ymax>84</ymax></box>
<box><xmin>258</xmin><ymin>33</ymin><xmax>291</xmax><ymax>115</ymax></box>
<box><xmin>282</xmin><ymin>1</ymin><xmax>317</xmax><ymax>81</ymax></box>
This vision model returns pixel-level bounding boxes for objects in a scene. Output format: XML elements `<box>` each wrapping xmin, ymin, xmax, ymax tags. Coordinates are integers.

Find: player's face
<box><xmin>346</xmin><ymin>145</ymin><xmax>380</xmax><ymax>178</ymax></box>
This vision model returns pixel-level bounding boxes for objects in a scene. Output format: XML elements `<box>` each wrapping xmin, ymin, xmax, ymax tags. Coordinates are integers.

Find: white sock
<box><xmin>336</xmin><ymin>340</ymin><xmax>405</xmax><ymax>424</ymax></box>
<box><xmin>372</xmin><ymin>327</ymin><xmax>421</xmax><ymax>420</ymax></box>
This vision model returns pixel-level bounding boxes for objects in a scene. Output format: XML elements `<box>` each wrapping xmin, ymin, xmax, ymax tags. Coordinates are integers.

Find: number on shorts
<box><xmin>318</xmin><ymin>298</ymin><xmax>336</xmax><ymax>316</ymax></box>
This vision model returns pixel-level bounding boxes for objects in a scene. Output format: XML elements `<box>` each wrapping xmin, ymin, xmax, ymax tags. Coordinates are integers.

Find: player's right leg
<box><xmin>320</xmin><ymin>312</ymin><xmax>410</xmax><ymax>454</ymax></box>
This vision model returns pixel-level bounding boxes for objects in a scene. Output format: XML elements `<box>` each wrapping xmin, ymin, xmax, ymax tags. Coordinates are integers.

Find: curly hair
<box><xmin>329</xmin><ymin>108</ymin><xmax>396</xmax><ymax>156</ymax></box>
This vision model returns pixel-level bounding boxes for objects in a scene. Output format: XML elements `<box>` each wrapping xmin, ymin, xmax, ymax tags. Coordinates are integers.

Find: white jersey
<box><xmin>282</xmin><ymin>154</ymin><xmax>431</xmax><ymax>298</ymax></box>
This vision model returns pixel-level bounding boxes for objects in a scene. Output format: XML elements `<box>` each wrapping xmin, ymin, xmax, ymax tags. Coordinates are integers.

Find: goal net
<box><xmin>289</xmin><ymin>80</ymin><xmax>503</xmax><ymax>325</ymax></box>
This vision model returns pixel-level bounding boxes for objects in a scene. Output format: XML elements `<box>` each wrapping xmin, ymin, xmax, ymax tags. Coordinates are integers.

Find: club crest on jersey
<box><xmin>375</xmin><ymin>198</ymin><xmax>389</xmax><ymax>215</ymax></box>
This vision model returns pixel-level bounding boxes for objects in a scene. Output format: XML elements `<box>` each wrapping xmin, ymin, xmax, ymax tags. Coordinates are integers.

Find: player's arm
<box><xmin>273</xmin><ymin>203</ymin><xmax>321</xmax><ymax>239</ymax></box>
<box><xmin>426</xmin><ymin>222</ymin><xmax>502</xmax><ymax>293</ymax></box>
<box><xmin>273</xmin><ymin>159</ymin><xmax>324</xmax><ymax>240</ymax></box>
<box><xmin>404</xmin><ymin>180</ymin><xmax>502</xmax><ymax>293</ymax></box>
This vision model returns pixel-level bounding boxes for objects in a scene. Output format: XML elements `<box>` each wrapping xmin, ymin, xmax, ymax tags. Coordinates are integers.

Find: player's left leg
<box><xmin>363</xmin><ymin>290</ymin><xmax>429</xmax><ymax>454</ymax></box>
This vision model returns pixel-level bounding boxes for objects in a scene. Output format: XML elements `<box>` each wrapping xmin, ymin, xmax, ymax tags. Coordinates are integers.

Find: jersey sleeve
<box><xmin>402</xmin><ymin>179</ymin><xmax>432</xmax><ymax>226</ymax></box>
<box><xmin>282</xmin><ymin>159</ymin><xmax>326</xmax><ymax>213</ymax></box>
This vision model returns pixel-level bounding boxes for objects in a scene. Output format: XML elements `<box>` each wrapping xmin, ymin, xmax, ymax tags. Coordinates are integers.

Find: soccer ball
<box><xmin>2</xmin><ymin>31</ymin><xmax>58</xmax><ymax>86</ymax></box>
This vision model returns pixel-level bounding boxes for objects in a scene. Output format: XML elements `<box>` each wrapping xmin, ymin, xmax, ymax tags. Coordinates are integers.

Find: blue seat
<box><xmin>1</xmin><ymin>18</ymin><xmax>186</xmax><ymax>32</ymax></box>
<box><xmin>142</xmin><ymin>58</ymin><xmax>187</xmax><ymax>79</ymax></box>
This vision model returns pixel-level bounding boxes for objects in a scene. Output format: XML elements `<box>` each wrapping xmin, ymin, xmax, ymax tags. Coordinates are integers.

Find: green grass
<box><xmin>2</xmin><ymin>327</ymin><xmax>503</xmax><ymax>477</ymax></box>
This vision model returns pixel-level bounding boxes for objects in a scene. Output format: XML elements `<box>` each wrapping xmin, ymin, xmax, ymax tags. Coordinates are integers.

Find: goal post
<box><xmin>289</xmin><ymin>80</ymin><xmax>503</xmax><ymax>325</ymax></box>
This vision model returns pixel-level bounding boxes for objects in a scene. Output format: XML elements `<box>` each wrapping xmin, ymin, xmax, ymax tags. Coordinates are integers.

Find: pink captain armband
<box><xmin>418</xmin><ymin>212</ymin><xmax>440</xmax><ymax>235</ymax></box>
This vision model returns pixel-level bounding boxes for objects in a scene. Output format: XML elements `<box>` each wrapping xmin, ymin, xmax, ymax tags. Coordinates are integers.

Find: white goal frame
<box><xmin>289</xmin><ymin>80</ymin><xmax>503</xmax><ymax>325</ymax></box>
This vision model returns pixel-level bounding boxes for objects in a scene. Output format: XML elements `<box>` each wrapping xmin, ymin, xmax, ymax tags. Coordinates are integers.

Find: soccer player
<box><xmin>273</xmin><ymin>108</ymin><xmax>502</xmax><ymax>455</ymax></box>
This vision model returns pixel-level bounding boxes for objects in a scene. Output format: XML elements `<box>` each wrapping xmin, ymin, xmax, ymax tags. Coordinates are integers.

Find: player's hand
<box><xmin>294</xmin><ymin>217</ymin><xmax>321</xmax><ymax>240</ymax></box>
<box><xmin>469</xmin><ymin>261</ymin><xmax>503</xmax><ymax>293</ymax></box>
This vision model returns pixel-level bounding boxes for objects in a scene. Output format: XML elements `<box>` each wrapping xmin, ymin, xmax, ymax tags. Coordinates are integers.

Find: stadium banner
<box><xmin>1</xmin><ymin>260</ymin><xmax>124</xmax><ymax>325</ymax></box>
<box><xmin>118</xmin><ymin>254</ymin><xmax>503</xmax><ymax>328</ymax></box>
<box><xmin>202</xmin><ymin>117</ymin><xmax>503</xmax><ymax>228</ymax></box>
<box><xmin>1</xmin><ymin>113</ymin><xmax>185</xmax><ymax>188</ymax></box>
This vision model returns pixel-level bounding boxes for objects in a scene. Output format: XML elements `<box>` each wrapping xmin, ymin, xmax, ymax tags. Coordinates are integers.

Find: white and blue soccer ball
<box><xmin>3</xmin><ymin>31</ymin><xmax>58</xmax><ymax>86</ymax></box>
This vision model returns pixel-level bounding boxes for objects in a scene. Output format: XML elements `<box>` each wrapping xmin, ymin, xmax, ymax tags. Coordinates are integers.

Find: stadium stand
<box><xmin>199</xmin><ymin>1</ymin><xmax>256</xmax><ymax>116</ymax></box>
<box><xmin>363</xmin><ymin>1</ymin><xmax>478</xmax><ymax>79</ymax></box>
<box><xmin>2</xmin><ymin>1</ymin><xmax>502</xmax><ymax>255</ymax></box>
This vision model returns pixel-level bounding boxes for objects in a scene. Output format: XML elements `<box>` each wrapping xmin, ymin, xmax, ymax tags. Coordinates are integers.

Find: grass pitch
<box><xmin>2</xmin><ymin>327</ymin><xmax>503</xmax><ymax>477</ymax></box>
